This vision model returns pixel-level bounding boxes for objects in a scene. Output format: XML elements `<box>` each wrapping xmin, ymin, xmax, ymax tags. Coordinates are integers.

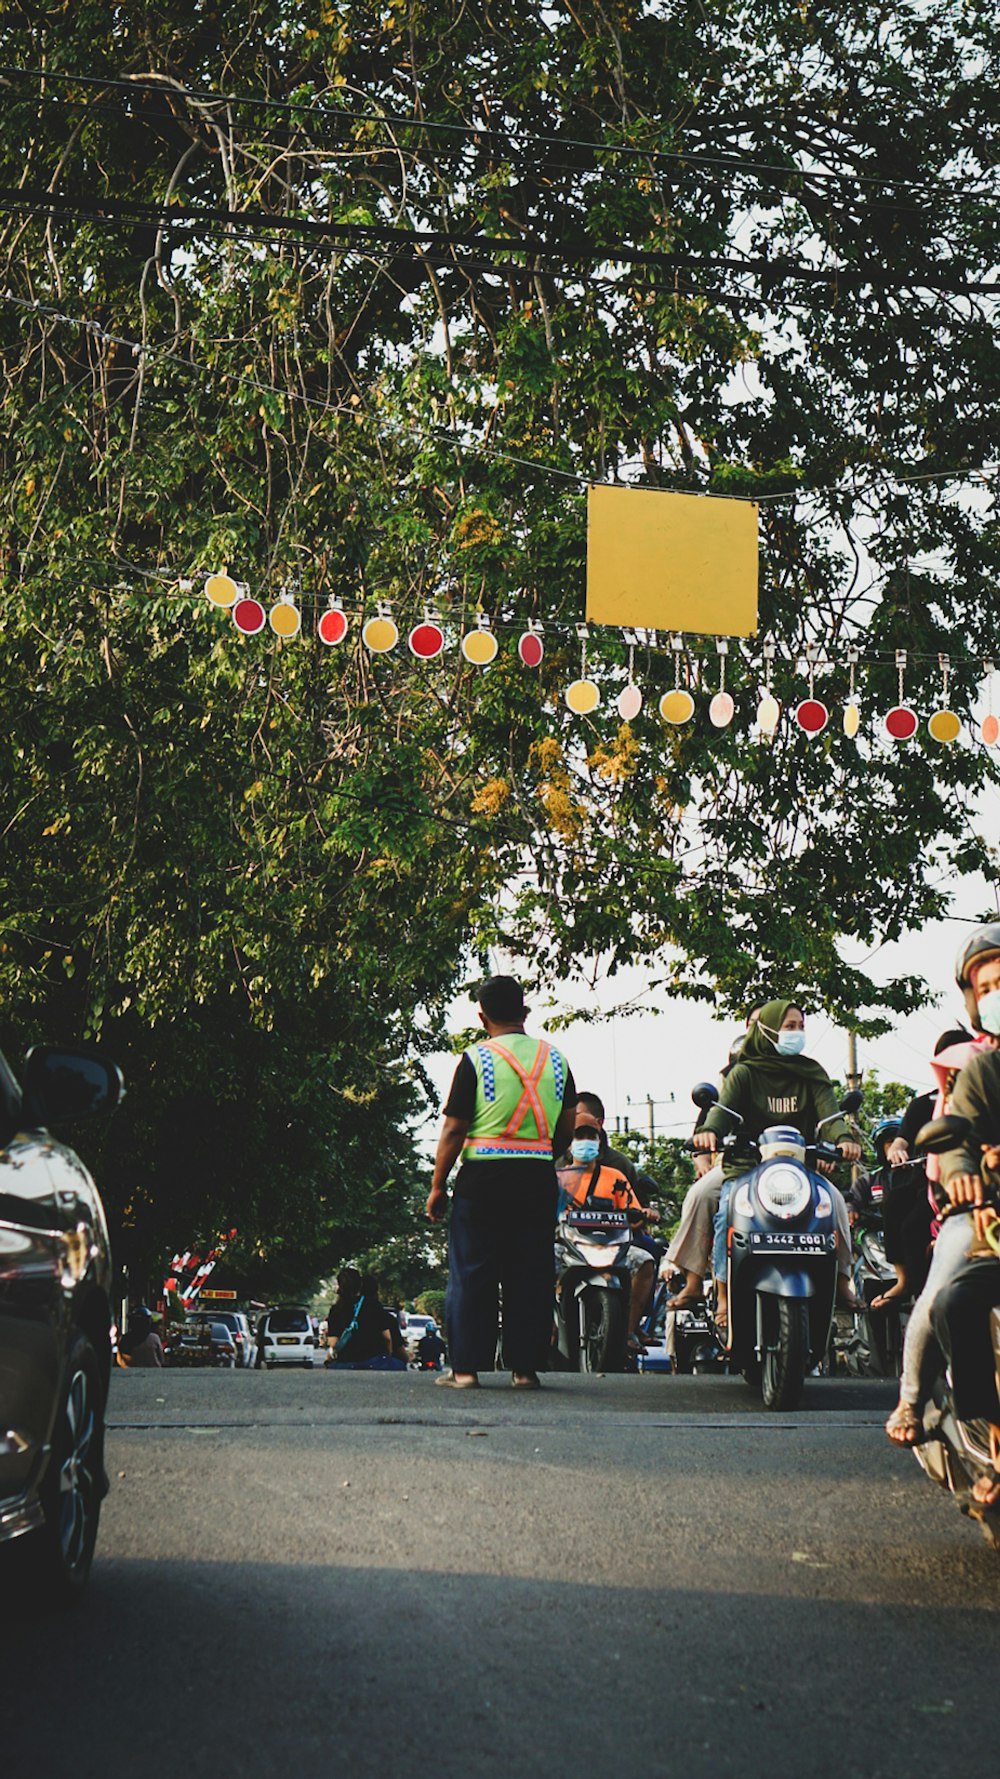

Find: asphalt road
<box><xmin>4</xmin><ymin>1368</ymin><xmax>1000</xmax><ymax>1779</ymax></box>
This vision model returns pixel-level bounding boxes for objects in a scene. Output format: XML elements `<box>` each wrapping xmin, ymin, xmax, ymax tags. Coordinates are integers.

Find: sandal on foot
<box><xmin>511</xmin><ymin>1373</ymin><xmax>541</xmax><ymax>1390</ymax></box>
<box><xmin>885</xmin><ymin>1401</ymin><xmax>921</xmax><ymax>1445</ymax></box>
<box><xmin>435</xmin><ymin>1370</ymin><xmax>480</xmax><ymax>1389</ymax></box>
<box><xmin>971</xmin><ymin>1470</ymin><xmax>1000</xmax><ymax>1509</ymax></box>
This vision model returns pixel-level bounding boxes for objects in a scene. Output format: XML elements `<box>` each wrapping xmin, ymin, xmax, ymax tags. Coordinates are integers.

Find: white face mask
<box><xmin>775</xmin><ymin>1030</ymin><xmax>806</xmax><ymax>1057</ymax></box>
<box><xmin>978</xmin><ymin>988</ymin><xmax>1000</xmax><ymax>1036</ymax></box>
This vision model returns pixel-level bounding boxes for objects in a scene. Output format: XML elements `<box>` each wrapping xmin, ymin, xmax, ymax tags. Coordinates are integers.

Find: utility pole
<box><xmin>846</xmin><ymin>1031</ymin><xmax>861</xmax><ymax>1092</ymax></box>
<box><xmin>647</xmin><ymin>1095</ymin><xmax>654</xmax><ymax>1144</ymax></box>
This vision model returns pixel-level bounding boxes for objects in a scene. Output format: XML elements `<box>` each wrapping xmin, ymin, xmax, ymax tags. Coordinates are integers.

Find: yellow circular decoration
<box><xmin>462</xmin><ymin>629</ymin><xmax>498</xmax><ymax>665</ymax></box>
<box><xmin>757</xmin><ymin>695</ymin><xmax>780</xmax><ymax>734</ymax></box>
<box><xmin>565</xmin><ymin>678</ymin><xmax>600</xmax><ymax>715</ymax></box>
<box><xmin>659</xmin><ymin>689</ymin><xmax>695</xmax><ymax>725</ymax></box>
<box><xmin>269</xmin><ymin>601</ymin><xmax>301</xmax><ymax>638</ymax></box>
<box><xmin>205</xmin><ymin>573</ymin><xmax>238</xmax><ymax>608</ymax></box>
<box><xmin>843</xmin><ymin>702</ymin><xmax>861</xmax><ymax>738</ymax></box>
<box><xmin>982</xmin><ymin>713</ymin><xmax>1000</xmax><ymax>747</ymax></box>
<box><xmin>362</xmin><ymin>616</ymin><xmax>399</xmax><ymax>653</ymax></box>
<box><xmin>928</xmin><ymin>708</ymin><xmax>960</xmax><ymax>743</ymax></box>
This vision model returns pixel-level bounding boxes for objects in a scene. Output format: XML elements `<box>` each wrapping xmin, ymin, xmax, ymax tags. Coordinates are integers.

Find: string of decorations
<box><xmin>201</xmin><ymin>574</ymin><xmax>1000</xmax><ymax>748</ymax></box>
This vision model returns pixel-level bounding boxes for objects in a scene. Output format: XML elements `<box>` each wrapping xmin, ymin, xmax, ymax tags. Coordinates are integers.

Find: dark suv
<box><xmin>0</xmin><ymin>1043</ymin><xmax>123</xmax><ymax>1602</ymax></box>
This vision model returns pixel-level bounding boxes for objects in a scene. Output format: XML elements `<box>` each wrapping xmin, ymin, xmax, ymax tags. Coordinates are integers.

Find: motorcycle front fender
<box><xmin>751</xmin><ymin>1264</ymin><xmax>816</xmax><ymax>1298</ymax></box>
<box><xmin>571</xmin><ymin>1271</ymin><xmax>627</xmax><ymax>1297</ymax></box>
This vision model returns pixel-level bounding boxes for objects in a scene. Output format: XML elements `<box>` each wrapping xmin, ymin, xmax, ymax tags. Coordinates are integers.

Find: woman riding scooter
<box><xmin>693</xmin><ymin>998</ymin><xmax>861</xmax><ymax>1330</ymax></box>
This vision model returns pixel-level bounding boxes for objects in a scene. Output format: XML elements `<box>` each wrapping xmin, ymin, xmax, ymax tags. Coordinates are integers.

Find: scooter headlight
<box><xmin>755</xmin><ymin>1163</ymin><xmax>812</xmax><ymax>1221</ymax></box>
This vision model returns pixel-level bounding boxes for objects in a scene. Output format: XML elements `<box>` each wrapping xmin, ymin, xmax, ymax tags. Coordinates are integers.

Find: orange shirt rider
<box><xmin>557</xmin><ymin>1120</ymin><xmax>644</xmax><ymax>1224</ymax></box>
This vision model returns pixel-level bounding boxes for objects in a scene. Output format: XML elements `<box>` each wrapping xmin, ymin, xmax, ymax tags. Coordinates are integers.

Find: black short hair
<box><xmin>477</xmin><ymin>974</ymin><xmax>527</xmax><ymax>1022</ymax></box>
<box><xmin>577</xmin><ymin>1091</ymin><xmax>605</xmax><ymax>1121</ymax></box>
<box><xmin>935</xmin><ymin>1027</ymin><xmax>970</xmax><ymax>1055</ymax></box>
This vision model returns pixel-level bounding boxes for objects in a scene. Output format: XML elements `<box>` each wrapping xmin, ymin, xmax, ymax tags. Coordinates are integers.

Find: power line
<box><xmin>1</xmin><ymin>62</ymin><xmax>996</xmax><ymax>203</ymax></box>
<box><xmin>2</xmin><ymin>183</ymin><xmax>996</xmax><ymax>299</ymax></box>
<box><xmin>4</xmin><ymin>291</ymin><xmax>1000</xmax><ymax>513</ymax></box>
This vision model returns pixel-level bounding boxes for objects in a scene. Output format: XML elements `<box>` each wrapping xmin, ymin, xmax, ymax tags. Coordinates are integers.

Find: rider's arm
<box><xmin>939</xmin><ymin>1051</ymin><xmax>1000</xmax><ymax>1206</ymax></box>
<box><xmin>694</xmin><ymin>1065</ymin><xmax>748</xmax><ymax>1150</ymax></box>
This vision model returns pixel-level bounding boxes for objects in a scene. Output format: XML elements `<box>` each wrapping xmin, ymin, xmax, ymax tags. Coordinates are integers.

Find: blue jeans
<box><xmin>712</xmin><ymin>1182</ymin><xmax>734</xmax><ymax>1279</ymax></box>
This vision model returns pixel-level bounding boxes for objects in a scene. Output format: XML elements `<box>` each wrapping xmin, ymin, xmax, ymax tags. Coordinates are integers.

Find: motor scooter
<box><xmin>694</xmin><ymin>1083</ymin><xmax>861</xmax><ymax>1409</ymax></box>
<box><xmin>553</xmin><ymin>1202</ymin><xmax>632</xmax><ymax>1372</ymax></box>
<box><xmin>910</xmin><ymin>1114</ymin><xmax>1000</xmax><ymax>1550</ymax></box>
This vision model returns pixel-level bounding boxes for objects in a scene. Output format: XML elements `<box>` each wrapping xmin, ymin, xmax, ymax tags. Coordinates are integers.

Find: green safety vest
<box><xmin>461</xmin><ymin>1033</ymin><xmax>568</xmax><ymax>1162</ymax></box>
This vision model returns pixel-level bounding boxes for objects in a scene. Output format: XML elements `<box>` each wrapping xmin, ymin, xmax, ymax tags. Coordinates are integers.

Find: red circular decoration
<box><xmin>795</xmin><ymin>699</ymin><xmax>829</xmax><ymax>735</ymax></box>
<box><xmin>885</xmin><ymin>705</ymin><xmax>918</xmax><ymax>741</ymax></box>
<box><xmin>518</xmin><ymin>632</ymin><xmax>544</xmax><ymax>667</ymax></box>
<box><xmin>232</xmin><ymin>597</ymin><xmax>265</xmax><ymax>635</ymax></box>
<box><xmin>408</xmin><ymin>621</ymin><xmax>445</xmax><ymax>660</ymax></box>
<box><xmin>318</xmin><ymin>607</ymin><xmax>348</xmax><ymax>646</ymax></box>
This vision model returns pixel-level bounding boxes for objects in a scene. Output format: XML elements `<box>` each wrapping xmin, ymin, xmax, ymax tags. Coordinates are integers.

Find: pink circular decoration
<box><xmin>318</xmin><ymin>607</ymin><xmax>348</xmax><ymax>646</ymax></box>
<box><xmin>884</xmin><ymin>705</ymin><xmax>918</xmax><ymax>741</ymax></box>
<box><xmin>518</xmin><ymin>632</ymin><xmax>544</xmax><ymax>667</ymax></box>
<box><xmin>232</xmin><ymin>597</ymin><xmax>266</xmax><ymax>635</ymax></box>
<box><xmin>409</xmin><ymin>621</ymin><xmax>445</xmax><ymax>660</ymax></box>
<box><xmin>982</xmin><ymin>714</ymin><xmax>999</xmax><ymax>747</ymax></box>
<box><xmin>708</xmin><ymin>691</ymin><xmax>735</xmax><ymax>728</ymax></box>
<box><xmin>795</xmin><ymin>698</ymin><xmax>829</xmax><ymax>736</ymax></box>
<box><xmin>617</xmin><ymin>684</ymin><xmax>642</xmax><ymax>722</ymax></box>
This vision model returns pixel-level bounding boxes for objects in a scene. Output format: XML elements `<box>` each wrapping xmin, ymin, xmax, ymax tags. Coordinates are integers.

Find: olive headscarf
<box><xmin>736</xmin><ymin>997</ymin><xmax>834</xmax><ymax>1087</ymax></box>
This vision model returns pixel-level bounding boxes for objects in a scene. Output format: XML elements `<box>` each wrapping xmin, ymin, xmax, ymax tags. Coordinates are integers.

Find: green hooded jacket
<box><xmin>701</xmin><ymin>998</ymin><xmax>851</xmax><ymax>1166</ymax></box>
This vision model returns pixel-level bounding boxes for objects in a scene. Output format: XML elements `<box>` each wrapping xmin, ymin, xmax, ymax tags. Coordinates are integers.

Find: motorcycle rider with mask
<box><xmin>557</xmin><ymin>1105</ymin><xmax>660</xmax><ymax>1351</ymax></box>
<box><xmin>694</xmin><ymin>998</ymin><xmax>861</xmax><ymax>1331</ymax></box>
<box><xmin>901</xmin><ymin>929</ymin><xmax>1000</xmax><ymax>1507</ymax></box>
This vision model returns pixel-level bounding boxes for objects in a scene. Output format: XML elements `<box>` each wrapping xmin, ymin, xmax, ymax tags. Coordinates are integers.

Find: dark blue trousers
<box><xmin>446</xmin><ymin>1190</ymin><xmax>556</xmax><ymax>1375</ymax></box>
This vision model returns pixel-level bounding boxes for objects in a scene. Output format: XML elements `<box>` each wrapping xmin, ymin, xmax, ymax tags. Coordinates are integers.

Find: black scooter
<box><xmin>695</xmin><ymin>1083</ymin><xmax>861</xmax><ymax>1410</ymax></box>
<box><xmin>910</xmin><ymin>1115</ymin><xmax>1000</xmax><ymax>1551</ymax></box>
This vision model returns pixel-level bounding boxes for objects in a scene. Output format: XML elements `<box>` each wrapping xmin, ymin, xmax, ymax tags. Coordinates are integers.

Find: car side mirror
<box><xmin>915</xmin><ymin>1114</ymin><xmax>973</xmax><ymax>1155</ymax></box>
<box><xmin>21</xmin><ymin>1045</ymin><xmax>125</xmax><ymax>1127</ymax></box>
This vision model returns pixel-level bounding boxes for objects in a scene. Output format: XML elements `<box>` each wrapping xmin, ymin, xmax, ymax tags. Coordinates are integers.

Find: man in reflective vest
<box><xmin>427</xmin><ymin>974</ymin><xmax>577</xmax><ymax>1388</ymax></box>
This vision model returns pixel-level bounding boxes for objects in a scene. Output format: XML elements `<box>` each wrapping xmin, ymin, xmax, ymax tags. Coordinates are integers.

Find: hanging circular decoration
<box><xmin>409</xmin><ymin>620</ymin><xmax>446</xmax><ymax>660</ymax></box>
<box><xmin>363</xmin><ymin>615</ymin><xmax>399</xmax><ymax>654</ymax></box>
<box><xmin>617</xmin><ymin>683</ymin><xmax>643</xmax><ymax>722</ymax></box>
<box><xmin>981</xmin><ymin>713</ymin><xmax>999</xmax><ymax>747</ymax></box>
<box><xmin>843</xmin><ymin>702</ymin><xmax>861</xmax><ymax>738</ymax></box>
<box><xmin>232</xmin><ymin>596</ymin><xmax>265</xmax><ymax>635</ymax></box>
<box><xmin>757</xmin><ymin>694</ymin><xmax>780</xmax><ymax>735</ymax></box>
<box><xmin>205</xmin><ymin>572</ymin><xmax>239</xmax><ymax>609</ymax></box>
<box><xmin>928</xmin><ymin>709</ymin><xmax>961</xmax><ymax>744</ymax></box>
<box><xmin>318</xmin><ymin>606</ymin><xmax>348</xmax><ymax>646</ymax></box>
<box><xmin>795</xmin><ymin>698</ymin><xmax>829</xmax><ymax>736</ymax></box>
<box><xmin>269</xmin><ymin>600</ymin><xmax>301</xmax><ymax>639</ymax></box>
<box><xmin>518</xmin><ymin>631</ymin><xmax>544</xmax><ymax>668</ymax></box>
<box><xmin>566</xmin><ymin>678</ymin><xmax>600</xmax><ymax>715</ymax></box>
<box><xmin>462</xmin><ymin>628</ymin><xmax>498</xmax><ymax>665</ymax></box>
<box><xmin>660</xmin><ymin>689</ymin><xmax>695</xmax><ymax>725</ymax></box>
<box><xmin>708</xmin><ymin>691</ymin><xmax>735</xmax><ymax>728</ymax></box>
<box><xmin>884</xmin><ymin>705</ymin><xmax>918</xmax><ymax>741</ymax></box>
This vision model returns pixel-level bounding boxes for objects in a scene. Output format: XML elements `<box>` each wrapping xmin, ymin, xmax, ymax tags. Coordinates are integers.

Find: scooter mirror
<box><xmin>691</xmin><ymin>1081</ymin><xmax>719</xmax><ymax>1111</ymax></box>
<box><xmin>915</xmin><ymin>1113</ymin><xmax>974</xmax><ymax>1155</ymax></box>
<box><xmin>839</xmin><ymin>1088</ymin><xmax>863</xmax><ymax>1116</ymax></box>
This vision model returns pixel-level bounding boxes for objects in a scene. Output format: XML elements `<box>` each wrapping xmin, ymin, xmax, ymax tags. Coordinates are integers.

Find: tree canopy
<box><xmin>2</xmin><ymin>2</ymin><xmax>999</xmax><ymax>1279</ymax></box>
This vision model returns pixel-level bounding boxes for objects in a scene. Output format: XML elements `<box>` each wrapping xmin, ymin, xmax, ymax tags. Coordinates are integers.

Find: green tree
<box><xmin>2</xmin><ymin>2</ymin><xmax>999</xmax><ymax>1282</ymax></box>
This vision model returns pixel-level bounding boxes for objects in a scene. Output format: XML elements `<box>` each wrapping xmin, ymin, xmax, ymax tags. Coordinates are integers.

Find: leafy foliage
<box><xmin>2</xmin><ymin>2</ymin><xmax>1000</xmax><ymax>1282</ymax></box>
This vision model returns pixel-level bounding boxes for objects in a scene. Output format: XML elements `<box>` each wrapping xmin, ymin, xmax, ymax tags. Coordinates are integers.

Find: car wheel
<box><xmin>17</xmin><ymin>1332</ymin><xmax>106</xmax><ymax>1605</ymax></box>
<box><xmin>303</xmin><ymin>1360</ymin><xmax>314</xmax><ymax>1369</ymax></box>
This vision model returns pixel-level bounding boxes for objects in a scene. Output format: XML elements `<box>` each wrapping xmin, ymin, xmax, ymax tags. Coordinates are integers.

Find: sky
<box><xmin>417</xmin><ymin>782</ymin><xmax>1000</xmax><ymax>1147</ymax></box>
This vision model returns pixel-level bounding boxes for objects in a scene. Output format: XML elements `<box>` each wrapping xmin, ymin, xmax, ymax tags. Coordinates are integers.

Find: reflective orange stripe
<box><xmin>486</xmin><ymin>1039</ymin><xmax>550</xmax><ymax>1142</ymax></box>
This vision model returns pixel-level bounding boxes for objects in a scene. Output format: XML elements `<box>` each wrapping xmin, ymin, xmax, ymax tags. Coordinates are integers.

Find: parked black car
<box><xmin>0</xmin><ymin>1042</ymin><xmax>123</xmax><ymax>1603</ymax></box>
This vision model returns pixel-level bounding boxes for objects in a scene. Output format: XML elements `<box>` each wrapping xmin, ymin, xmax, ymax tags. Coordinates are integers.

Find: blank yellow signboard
<box><xmin>586</xmin><ymin>485</ymin><xmax>759</xmax><ymax>636</ymax></box>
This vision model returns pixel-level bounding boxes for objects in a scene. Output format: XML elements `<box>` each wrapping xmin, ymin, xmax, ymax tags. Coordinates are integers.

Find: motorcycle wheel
<box><xmin>578</xmin><ymin>1287</ymin><xmax>627</xmax><ymax>1373</ymax></box>
<box><xmin>761</xmin><ymin>1299</ymin><xmax>808</xmax><ymax>1410</ymax></box>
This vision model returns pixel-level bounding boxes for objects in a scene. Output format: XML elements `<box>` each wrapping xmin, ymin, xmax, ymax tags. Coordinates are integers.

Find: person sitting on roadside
<box><xmin>118</xmin><ymin>1306</ymin><xmax>165</xmax><ymax>1369</ymax></box>
<box><xmin>695</xmin><ymin>998</ymin><xmax>861</xmax><ymax>1330</ymax></box>
<box><xmin>326</xmin><ymin>1269</ymin><xmax>405</xmax><ymax>1369</ymax></box>
<box><xmin>557</xmin><ymin>1107</ymin><xmax>660</xmax><ymax>1352</ymax></box>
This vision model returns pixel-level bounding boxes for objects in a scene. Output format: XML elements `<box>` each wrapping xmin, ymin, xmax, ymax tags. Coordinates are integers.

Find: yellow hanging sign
<box><xmin>586</xmin><ymin>486</ymin><xmax>758</xmax><ymax>636</ymax></box>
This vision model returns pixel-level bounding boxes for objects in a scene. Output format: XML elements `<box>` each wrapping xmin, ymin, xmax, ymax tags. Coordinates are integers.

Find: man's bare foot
<box><xmin>885</xmin><ymin>1401</ymin><xmax>921</xmax><ymax>1445</ymax></box>
<box><xmin>435</xmin><ymin>1370</ymin><xmax>480</xmax><ymax>1389</ymax></box>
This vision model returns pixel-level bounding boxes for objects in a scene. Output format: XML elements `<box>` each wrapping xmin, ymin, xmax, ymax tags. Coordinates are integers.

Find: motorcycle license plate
<box><xmin>567</xmin><ymin>1209</ymin><xmax>629</xmax><ymax>1228</ymax></box>
<box><xmin>748</xmin><ymin>1232</ymin><xmax>836</xmax><ymax>1255</ymax></box>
